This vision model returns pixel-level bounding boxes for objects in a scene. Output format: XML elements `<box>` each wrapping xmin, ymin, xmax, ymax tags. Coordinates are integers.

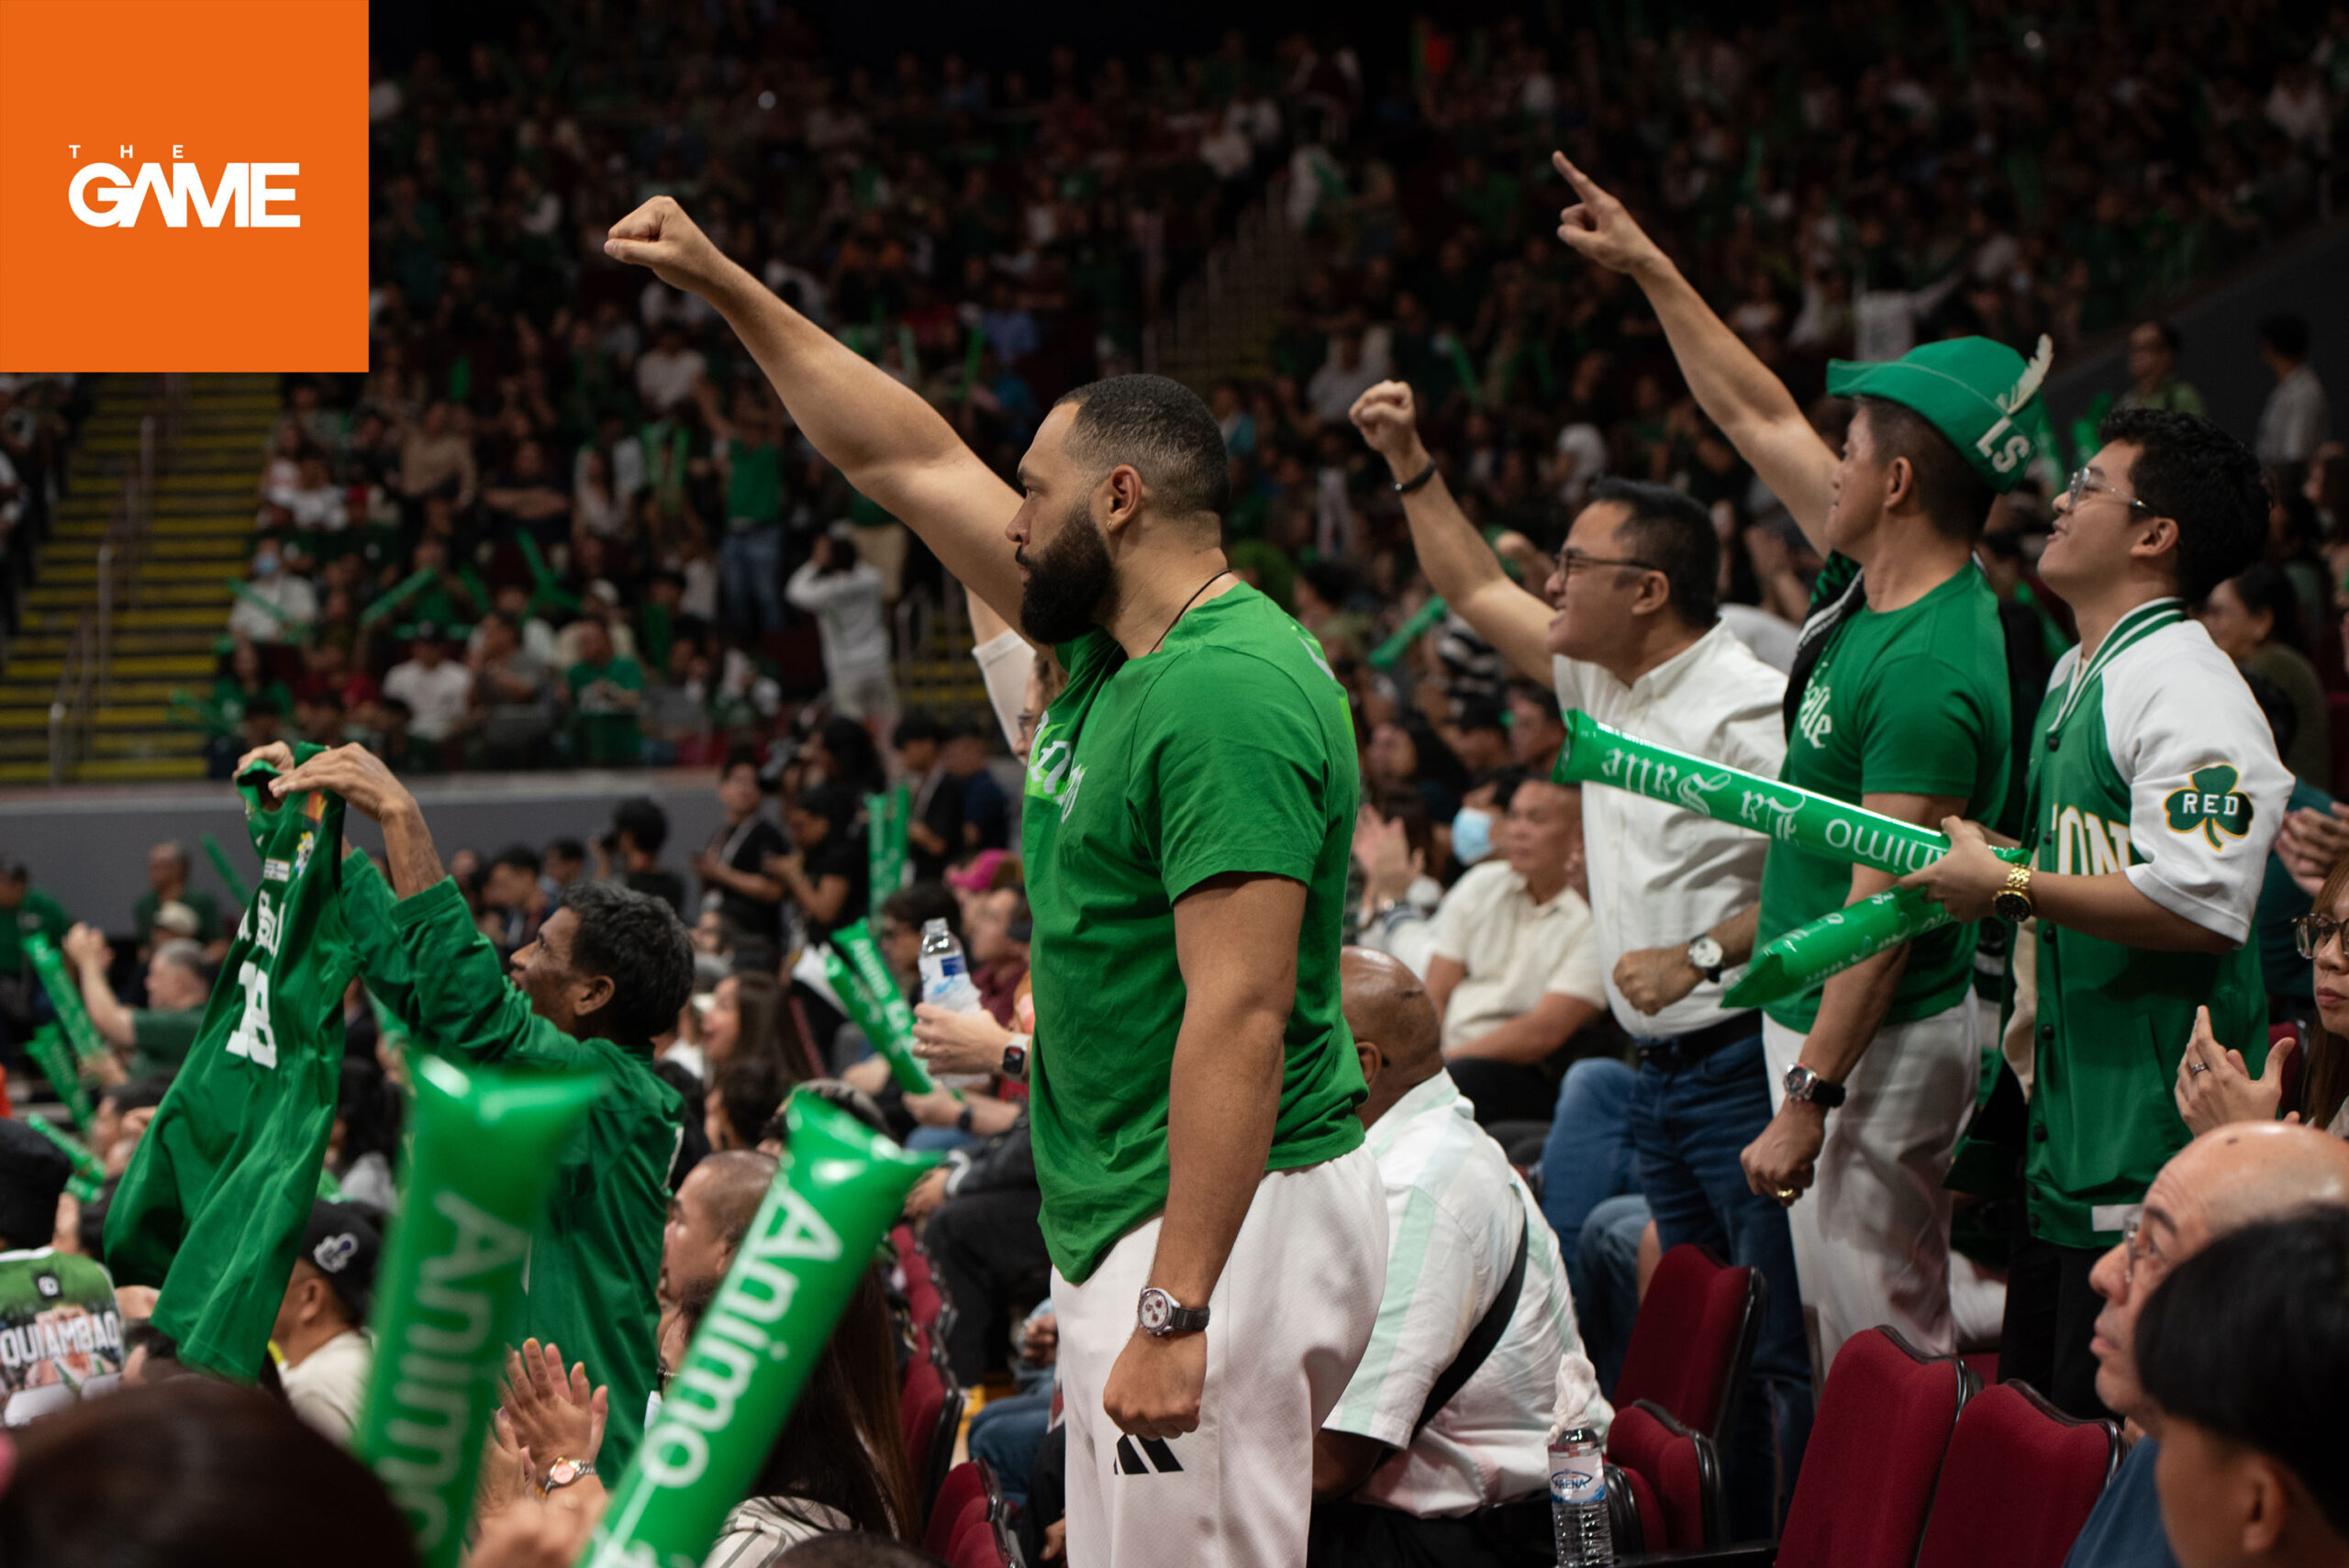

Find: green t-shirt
<box><xmin>0</xmin><ymin>888</ymin><xmax>70</xmax><ymax>977</ymax></box>
<box><xmin>724</xmin><ymin>437</ymin><xmax>784</xmax><ymax>529</ymax></box>
<box><xmin>566</xmin><ymin>655</ymin><xmax>644</xmax><ymax>767</ymax></box>
<box><xmin>129</xmin><ymin>1006</ymin><xmax>206</xmax><ymax>1074</ymax></box>
<box><xmin>1025</xmin><ymin>585</ymin><xmax>1366</xmax><ymax>1284</ymax></box>
<box><xmin>1758</xmin><ymin>556</ymin><xmax>2011</xmax><ymax>1031</ymax></box>
<box><xmin>132</xmin><ymin>888</ymin><xmax>225</xmax><ymax>945</ymax></box>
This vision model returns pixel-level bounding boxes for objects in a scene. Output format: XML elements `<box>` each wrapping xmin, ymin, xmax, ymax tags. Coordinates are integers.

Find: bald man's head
<box><xmin>662</xmin><ymin>1149</ymin><xmax>778</xmax><ymax>1303</ymax></box>
<box><xmin>2091</xmin><ymin>1122</ymin><xmax>2349</xmax><ymax>1424</ymax></box>
<box><xmin>1341</xmin><ymin>947</ymin><xmax>1443</xmax><ymax>1125</ymax></box>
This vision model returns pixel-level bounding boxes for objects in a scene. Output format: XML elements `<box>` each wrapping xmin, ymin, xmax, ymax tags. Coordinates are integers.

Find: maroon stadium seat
<box><xmin>1773</xmin><ymin>1328</ymin><xmax>1969</xmax><ymax>1568</ymax></box>
<box><xmin>925</xmin><ymin>1462</ymin><xmax>987</xmax><ymax>1557</ymax></box>
<box><xmin>1915</xmin><ymin>1381</ymin><xmax>2121</xmax><ymax>1568</ymax></box>
<box><xmin>900</xmin><ymin>1351</ymin><xmax>967</xmax><ymax>1531</ymax></box>
<box><xmin>1613</xmin><ymin>1244</ymin><xmax>1765</xmax><ymax>1439</ymax></box>
<box><xmin>1606</xmin><ymin>1399</ymin><xmax>1724</xmax><ymax>1550</ymax></box>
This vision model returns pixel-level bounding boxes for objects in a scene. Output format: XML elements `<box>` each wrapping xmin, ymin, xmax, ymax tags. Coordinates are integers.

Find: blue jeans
<box><xmin>720</xmin><ymin>525</ymin><xmax>785</xmax><ymax>636</ymax></box>
<box><xmin>906</xmin><ymin>1125</ymin><xmax>983</xmax><ymax>1154</ymax></box>
<box><xmin>968</xmin><ymin>1388</ymin><xmax>1054</xmax><ymax>1507</ymax></box>
<box><xmin>1539</xmin><ymin>1056</ymin><xmax>1641</xmax><ymax>1328</ymax></box>
<box><xmin>1576</xmin><ymin>1192</ymin><xmax>1653</xmax><ymax>1394</ymax></box>
<box><xmin>1626</xmin><ymin>1028</ymin><xmax>1813</xmax><ymax>1539</ymax></box>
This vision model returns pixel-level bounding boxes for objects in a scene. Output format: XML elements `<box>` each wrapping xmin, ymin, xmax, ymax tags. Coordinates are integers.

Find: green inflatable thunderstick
<box><xmin>1553</xmin><ymin>709</ymin><xmax>2021</xmax><ymax>1005</ymax></box>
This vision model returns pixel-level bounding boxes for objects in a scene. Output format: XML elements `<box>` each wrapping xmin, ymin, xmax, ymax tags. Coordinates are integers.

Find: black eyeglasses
<box><xmin>1555</xmin><ymin>551</ymin><xmax>1666</xmax><ymax>577</ymax></box>
<box><xmin>2295</xmin><ymin>913</ymin><xmax>2349</xmax><ymax>959</ymax></box>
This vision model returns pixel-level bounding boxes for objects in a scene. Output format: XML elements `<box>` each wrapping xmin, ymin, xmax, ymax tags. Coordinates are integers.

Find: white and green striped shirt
<box><xmin>1325</xmin><ymin>1072</ymin><xmax>1609</xmax><ymax>1517</ymax></box>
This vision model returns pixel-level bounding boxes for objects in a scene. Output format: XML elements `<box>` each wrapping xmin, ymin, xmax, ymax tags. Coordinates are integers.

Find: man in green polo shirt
<box><xmin>61</xmin><ymin>926</ymin><xmax>214</xmax><ymax>1075</ymax></box>
<box><xmin>1</xmin><ymin>859</ymin><xmax>72</xmax><ymax>1062</ymax></box>
<box><xmin>1903</xmin><ymin>408</ymin><xmax>2288</xmax><ymax>1418</ymax></box>
<box><xmin>605</xmin><ymin>195</ymin><xmax>1388</xmax><ymax>1568</ymax></box>
<box><xmin>1552</xmin><ymin>153</ymin><xmax>2022</xmax><ymax>1373</ymax></box>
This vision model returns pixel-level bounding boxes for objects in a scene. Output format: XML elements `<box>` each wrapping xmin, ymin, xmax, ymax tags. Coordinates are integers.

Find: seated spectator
<box><xmin>600</xmin><ymin>795</ymin><xmax>689</xmax><ymax>919</ymax></box>
<box><xmin>395</xmin><ymin>398</ymin><xmax>477</xmax><ymax>511</ymax></box>
<box><xmin>1310</xmin><ymin>949</ymin><xmax>1604</xmax><ymax>1568</ymax></box>
<box><xmin>2134</xmin><ymin>1207</ymin><xmax>2349</xmax><ymax>1568</ymax></box>
<box><xmin>701</xmin><ymin>970</ymin><xmax>794</xmax><ymax>1076</ymax></box>
<box><xmin>0</xmin><ymin>1379</ymin><xmax>414</xmax><ymax>1568</ymax></box>
<box><xmin>61</xmin><ymin>925</ymin><xmax>213</xmax><ymax>1077</ymax></box>
<box><xmin>0</xmin><ymin>1118</ymin><xmax>125</xmax><ymax>1427</ymax></box>
<box><xmin>467</xmin><ymin>609</ymin><xmax>554</xmax><ymax>767</ymax></box>
<box><xmin>270</xmin><ymin>1202</ymin><xmax>380</xmax><ymax>1443</ymax></box>
<box><xmin>131</xmin><ymin>840</ymin><xmax>225</xmax><ymax>960</ymax></box>
<box><xmin>695</xmin><ymin>752</ymin><xmax>789</xmax><ymax>951</ymax></box>
<box><xmin>2061</xmin><ymin>1122</ymin><xmax>2349</xmax><ymax>1568</ymax></box>
<box><xmin>2203</xmin><ymin>562</ymin><xmax>2332</xmax><ymax>788</ymax></box>
<box><xmin>659</xmin><ymin>1148</ymin><xmax>775</xmax><ymax>1306</ymax></box>
<box><xmin>946</xmin><ymin>721</ymin><xmax>1011</xmax><ymax>853</ymax></box>
<box><xmin>228</xmin><ymin>543</ymin><xmax>316</xmax><ymax>644</ymax></box>
<box><xmin>896</xmin><ymin>713</ymin><xmax>963</xmax><ymax>884</ymax></box>
<box><xmin>328</xmin><ymin>1056</ymin><xmax>402</xmax><ymax>1213</ymax></box>
<box><xmin>562</xmin><ymin>618</ymin><xmax>646</xmax><ymax>767</ymax></box>
<box><xmin>965</xmin><ymin>1303</ymin><xmax>1058</xmax><ymax>1508</ymax></box>
<box><xmin>2178</xmin><ymin>845</ymin><xmax>2349</xmax><ymax>1137</ymax></box>
<box><xmin>771</xmin><ymin>782</ymin><xmax>869</xmax><ymax>947</ymax></box>
<box><xmin>1424</xmin><ymin>779</ymin><xmax>1608</xmax><ymax>1124</ymax></box>
<box><xmin>381</xmin><ymin>624</ymin><xmax>473</xmax><ymax>747</ymax></box>
<box><xmin>635</xmin><ymin>322</ymin><xmax>707</xmax><ymax>415</ymax></box>
<box><xmin>906</xmin><ymin>1103</ymin><xmax>1047</xmax><ymax>1385</ymax></box>
<box><xmin>969</xmin><ymin>884</ymin><xmax>1030</xmax><ymax>1026</ymax></box>
<box><xmin>481</xmin><ymin>436</ymin><xmax>573</xmax><ymax>548</ymax></box>
<box><xmin>553</xmin><ymin>579</ymin><xmax>640</xmax><ymax>666</ymax></box>
<box><xmin>482</xmin><ymin>845</ymin><xmax>551</xmax><ymax>952</ymax></box>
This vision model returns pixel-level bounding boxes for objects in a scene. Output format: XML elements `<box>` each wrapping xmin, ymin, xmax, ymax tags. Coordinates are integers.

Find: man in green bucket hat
<box><xmin>1551</xmin><ymin>152</ymin><xmax>2029</xmax><ymax>1382</ymax></box>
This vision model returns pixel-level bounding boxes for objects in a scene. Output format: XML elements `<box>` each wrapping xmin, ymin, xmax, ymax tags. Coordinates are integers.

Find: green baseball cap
<box><xmin>1826</xmin><ymin>334</ymin><xmax>2054</xmax><ymax>494</ymax></box>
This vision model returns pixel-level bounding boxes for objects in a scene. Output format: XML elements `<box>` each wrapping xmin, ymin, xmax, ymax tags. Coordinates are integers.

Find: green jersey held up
<box><xmin>1025</xmin><ymin>585</ymin><xmax>1366</xmax><ymax>1284</ymax></box>
<box><xmin>105</xmin><ymin>751</ymin><xmax>355</xmax><ymax>1381</ymax></box>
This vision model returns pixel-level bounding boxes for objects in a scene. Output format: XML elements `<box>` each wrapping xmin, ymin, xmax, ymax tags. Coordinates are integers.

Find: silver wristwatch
<box><xmin>1137</xmin><ymin>1286</ymin><xmax>1210</xmax><ymax>1338</ymax></box>
<box><xmin>1686</xmin><ymin>933</ymin><xmax>1725</xmax><ymax>982</ymax></box>
<box><xmin>1783</xmin><ymin>1063</ymin><xmax>1848</xmax><ymax>1108</ymax></box>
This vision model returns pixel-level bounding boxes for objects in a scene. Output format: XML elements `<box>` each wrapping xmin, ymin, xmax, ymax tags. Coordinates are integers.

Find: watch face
<box><xmin>1689</xmin><ymin>936</ymin><xmax>1724</xmax><ymax>970</ymax></box>
<box><xmin>1783</xmin><ymin>1065</ymin><xmax>1813</xmax><ymax>1099</ymax></box>
<box><xmin>1138</xmin><ymin>1288</ymin><xmax>1172</xmax><ymax>1333</ymax></box>
<box><xmin>1992</xmin><ymin>891</ymin><xmax>2030</xmax><ymax>921</ymax></box>
<box><xmin>548</xmin><ymin>1461</ymin><xmax>579</xmax><ymax>1485</ymax></box>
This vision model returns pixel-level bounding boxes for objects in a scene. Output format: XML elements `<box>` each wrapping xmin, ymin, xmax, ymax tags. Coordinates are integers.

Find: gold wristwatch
<box><xmin>1990</xmin><ymin>862</ymin><xmax>2034</xmax><ymax>923</ymax></box>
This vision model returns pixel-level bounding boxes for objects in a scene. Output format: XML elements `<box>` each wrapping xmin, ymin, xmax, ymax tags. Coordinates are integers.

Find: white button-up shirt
<box><xmin>1325</xmin><ymin>1072</ymin><xmax>1608</xmax><ymax>1517</ymax></box>
<box><xmin>1553</xmin><ymin>620</ymin><xmax>1788</xmax><ymax>1039</ymax></box>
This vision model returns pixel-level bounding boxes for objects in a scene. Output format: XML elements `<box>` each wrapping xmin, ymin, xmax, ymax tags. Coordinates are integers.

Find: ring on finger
<box><xmin>2188</xmin><ymin>1062</ymin><xmax>2211</xmax><ymax>1076</ymax></box>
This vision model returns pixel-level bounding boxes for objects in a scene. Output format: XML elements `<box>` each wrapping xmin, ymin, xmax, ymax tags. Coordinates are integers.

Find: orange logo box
<box><xmin>0</xmin><ymin>0</ymin><xmax>367</xmax><ymax>371</ymax></box>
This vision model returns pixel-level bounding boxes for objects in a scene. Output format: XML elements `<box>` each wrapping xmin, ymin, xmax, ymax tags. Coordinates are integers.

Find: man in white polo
<box><xmin>1311</xmin><ymin>947</ymin><xmax>1606</xmax><ymax>1568</ymax></box>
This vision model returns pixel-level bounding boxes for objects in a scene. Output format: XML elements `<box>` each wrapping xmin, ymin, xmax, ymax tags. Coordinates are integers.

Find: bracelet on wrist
<box><xmin>1392</xmin><ymin>459</ymin><xmax>1438</xmax><ymax>495</ymax></box>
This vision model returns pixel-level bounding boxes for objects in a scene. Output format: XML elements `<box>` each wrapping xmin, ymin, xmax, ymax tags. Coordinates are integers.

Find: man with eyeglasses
<box><xmin>1349</xmin><ymin>381</ymin><xmax>1800</xmax><ymax>1534</ymax></box>
<box><xmin>1548</xmin><ymin>153</ymin><xmax>2025</xmax><ymax>1396</ymax></box>
<box><xmin>2059</xmin><ymin>1122</ymin><xmax>2349</xmax><ymax>1568</ymax></box>
<box><xmin>1904</xmin><ymin>408</ymin><xmax>2290</xmax><ymax>1419</ymax></box>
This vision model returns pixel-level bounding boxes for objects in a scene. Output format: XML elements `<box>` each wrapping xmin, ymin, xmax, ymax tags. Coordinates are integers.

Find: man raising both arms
<box><xmin>605</xmin><ymin>196</ymin><xmax>1385</xmax><ymax>1568</ymax></box>
<box><xmin>1550</xmin><ymin>153</ymin><xmax>2024</xmax><ymax>1374</ymax></box>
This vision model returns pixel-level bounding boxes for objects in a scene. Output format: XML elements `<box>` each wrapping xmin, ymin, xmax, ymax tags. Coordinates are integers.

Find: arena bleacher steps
<box><xmin>0</xmin><ymin>373</ymin><xmax>274</xmax><ymax>785</ymax></box>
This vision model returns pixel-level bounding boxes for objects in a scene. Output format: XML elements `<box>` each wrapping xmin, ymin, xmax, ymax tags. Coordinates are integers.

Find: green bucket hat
<box><xmin>1826</xmin><ymin>334</ymin><xmax>2054</xmax><ymax>495</ymax></box>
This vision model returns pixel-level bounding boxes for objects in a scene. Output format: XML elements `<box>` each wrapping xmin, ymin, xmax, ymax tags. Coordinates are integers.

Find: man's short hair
<box><xmin>1053</xmin><ymin>373</ymin><xmax>1232</xmax><ymax>523</ymax></box>
<box><xmin>0</xmin><ymin>857</ymin><xmax>27</xmax><ymax>883</ymax></box>
<box><xmin>697</xmin><ymin>1149</ymin><xmax>780</xmax><ymax>1254</ymax></box>
<box><xmin>152</xmin><ymin>840</ymin><xmax>190</xmax><ymax>872</ymax></box>
<box><xmin>2137</xmin><ymin>318</ymin><xmax>2182</xmax><ymax>355</ymax></box>
<box><xmin>881</xmin><ymin>882</ymin><xmax>962</xmax><ymax>945</ymax></box>
<box><xmin>547</xmin><ymin>837</ymin><xmax>586</xmax><ymax>865</ymax></box>
<box><xmin>2136</xmin><ymin>1206</ymin><xmax>2349</xmax><ymax>1541</ymax></box>
<box><xmin>2099</xmin><ymin>407</ymin><xmax>2269</xmax><ymax>603</ymax></box>
<box><xmin>2258</xmin><ymin>313</ymin><xmax>2312</xmax><ymax>361</ymax></box>
<box><xmin>1508</xmin><ymin>681</ymin><xmax>1562</xmax><ymax>725</ymax></box>
<box><xmin>151</xmin><ymin>939</ymin><xmax>215</xmax><ymax>991</ymax></box>
<box><xmin>557</xmin><ymin>881</ymin><xmax>694</xmax><ymax>1043</ymax></box>
<box><xmin>494</xmin><ymin>843</ymin><xmax>541</xmax><ymax>876</ymax></box>
<box><xmin>613</xmin><ymin>796</ymin><xmax>669</xmax><ymax>855</ymax></box>
<box><xmin>1854</xmin><ymin>395</ymin><xmax>1997</xmax><ymax>544</ymax></box>
<box><xmin>1587</xmin><ymin>477</ymin><xmax>1720</xmax><ymax>625</ymax></box>
<box><xmin>893</xmin><ymin>712</ymin><xmax>944</xmax><ymax>749</ymax></box>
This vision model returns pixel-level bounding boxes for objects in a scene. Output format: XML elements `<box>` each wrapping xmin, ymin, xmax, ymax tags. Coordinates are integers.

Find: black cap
<box><xmin>0</xmin><ymin>1120</ymin><xmax>70</xmax><ymax>1247</ymax></box>
<box><xmin>300</xmin><ymin>1201</ymin><xmax>382</xmax><ymax>1322</ymax></box>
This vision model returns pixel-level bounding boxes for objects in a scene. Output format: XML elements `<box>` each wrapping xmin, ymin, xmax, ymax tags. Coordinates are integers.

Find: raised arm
<box><xmin>1551</xmin><ymin>153</ymin><xmax>1839</xmax><ymax>550</ymax></box>
<box><xmin>1349</xmin><ymin>382</ymin><xmax>1554</xmax><ymax>682</ymax></box>
<box><xmin>605</xmin><ymin>197</ymin><xmax>1022</xmax><ymax>625</ymax></box>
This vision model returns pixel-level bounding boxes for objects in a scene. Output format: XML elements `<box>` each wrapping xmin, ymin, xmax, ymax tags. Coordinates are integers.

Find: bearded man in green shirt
<box><xmin>605</xmin><ymin>195</ymin><xmax>1386</xmax><ymax>1568</ymax></box>
<box><xmin>238</xmin><ymin>740</ymin><xmax>691</xmax><ymax>1474</ymax></box>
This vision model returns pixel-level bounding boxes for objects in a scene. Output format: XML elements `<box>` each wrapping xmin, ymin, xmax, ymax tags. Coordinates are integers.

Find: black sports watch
<box><xmin>1137</xmin><ymin>1286</ymin><xmax>1210</xmax><ymax>1338</ymax></box>
<box><xmin>1783</xmin><ymin>1063</ymin><xmax>1847</xmax><ymax>1108</ymax></box>
<box><xmin>1686</xmin><ymin>934</ymin><xmax>1726</xmax><ymax>983</ymax></box>
<box><xmin>1001</xmin><ymin>1034</ymin><xmax>1030</xmax><ymax>1082</ymax></box>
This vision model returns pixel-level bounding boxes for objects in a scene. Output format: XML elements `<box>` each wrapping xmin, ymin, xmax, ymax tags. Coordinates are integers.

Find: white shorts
<box><xmin>829</xmin><ymin>662</ymin><xmax>897</xmax><ymax>723</ymax></box>
<box><xmin>1053</xmin><ymin>1144</ymin><xmax>1388</xmax><ymax>1568</ymax></box>
<box><xmin>1764</xmin><ymin>996</ymin><xmax>1980</xmax><ymax>1377</ymax></box>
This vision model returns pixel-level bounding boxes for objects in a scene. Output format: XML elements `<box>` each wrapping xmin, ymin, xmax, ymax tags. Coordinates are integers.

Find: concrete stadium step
<box><xmin>28</xmin><ymin>584</ymin><xmax>228</xmax><ymax>611</ymax></box>
<box><xmin>53</xmin><ymin>515</ymin><xmax>252</xmax><ymax>539</ymax></box>
<box><xmin>40</xmin><ymin>557</ymin><xmax>244</xmax><ymax>585</ymax></box>
<box><xmin>8</xmin><ymin>652</ymin><xmax>217</xmax><ymax>681</ymax></box>
<box><xmin>7</xmin><ymin>629</ymin><xmax>213</xmax><ymax>658</ymax></box>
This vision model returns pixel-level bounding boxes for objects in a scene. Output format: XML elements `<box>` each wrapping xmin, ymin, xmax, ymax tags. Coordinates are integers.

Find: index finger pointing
<box><xmin>1552</xmin><ymin>150</ymin><xmax>1599</xmax><ymax>196</ymax></box>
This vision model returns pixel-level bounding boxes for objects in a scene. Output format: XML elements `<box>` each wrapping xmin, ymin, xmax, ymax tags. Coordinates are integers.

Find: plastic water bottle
<box><xmin>1550</xmin><ymin>1428</ymin><xmax>1613</xmax><ymax>1567</ymax></box>
<box><xmin>918</xmin><ymin>919</ymin><xmax>988</xmax><ymax>1090</ymax></box>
